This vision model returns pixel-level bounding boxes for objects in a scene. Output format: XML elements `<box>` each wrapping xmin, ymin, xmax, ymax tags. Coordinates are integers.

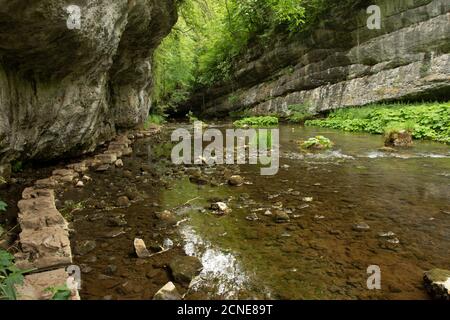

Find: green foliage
<box><xmin>11</xmin><ymin>161</ymin><xmax>23</xmax><ymax>173</ymax></box>
<box><xmin>0</xmin><ymin>200</ymin><xmax>7</xmax><ymax>212</ymax></box>
<box><xmin>152</xmin><ymin>0</ymin><xmax>332</xmax><ymax>113</ymax></box>
<box><xmin>60</xmin><ymin>200</ymin><xmax>85</xmax><ymax>221</ymax></box>
<box><xmin>229</xmin><ymin>108</ymin><xmax>253</xmax><ymax>119</ymax></box>
<box><xmin>0</xmin><ymin>249</ymin><xmax>30</xmax><ymax>300</ymax></box>
<box><xmin>300</xmin><ymin>136</ymin><xmax>333</xmax><ymax>150</ymax></box>
<box><xmin>234</xmin><ymin>116</ymin><xmax>279</xmax><ymax>128</ymax></box>
<box><xmin>45</xmin><ymin>285</ymin><xmax>72</xmax><ymax>300</ymax></box>
<box><xmin>186</xmin><ymin>111</ymin><xmax>199</xmax><ymax>123</ymax></box>
<box><xmin>383</xmin><ymin>121</ymin><xmax>415</xmax><ymax>137</ymax></box>
<box><xmin>287</xmin><ymin>104</ymin><xmax>314</xmax><ymax>123</ymax></box>
<box><xmin>306</xmin><ymin>102</ymin><xmax>450</xmax><ymax>144</ymax></box>
<box><xmin>0</xmin><ymin>176</ymin><xmax>6</xmax><ymax>185</ymax></box>
<box><xmin>249</xmin><ymin>130</ymin><xmax>273</xmax><ymax>149</ymax></box>
<box><xmin>144</xmin><ymin>114</ymin><xmax>166</xmax><ymax>128</ymax></box>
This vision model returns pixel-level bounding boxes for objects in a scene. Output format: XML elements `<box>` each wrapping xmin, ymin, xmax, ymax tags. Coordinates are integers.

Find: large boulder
<box><xmin>169</xmin><ymin>256</ymin><xmax>203</xmax><ymax>285</ymax></box>
<box><xmin>424</xmin><ymin>268</ymin><xmax>450</xmax><ymax>300</ymax></box>
<box><xmin>0</xmin><ymin>0</ymin><xmax>177</xmax><ymax>165</ymax></box>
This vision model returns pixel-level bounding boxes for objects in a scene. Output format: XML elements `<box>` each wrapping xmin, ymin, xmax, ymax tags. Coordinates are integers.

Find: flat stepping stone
<box><xmin>15</xmin><ymin>226</ymin><xmax>72</xmax><ymax>270</ymax></box>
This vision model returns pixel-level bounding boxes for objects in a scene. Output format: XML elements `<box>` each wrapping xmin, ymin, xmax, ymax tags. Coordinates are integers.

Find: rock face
<box><xmin>182</xmin><ymin>0</ymin><xmax>450</xmax><ymax>117</ymax></box>
<box><xmin>0</xmin><ymin>0</ymin><xmax>177</xmax><ymax>165</ymax></box>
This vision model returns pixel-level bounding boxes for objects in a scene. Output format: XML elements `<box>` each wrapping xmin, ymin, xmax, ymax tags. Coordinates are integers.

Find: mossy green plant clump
<box><xmin>299</xmin><ymin>136</ymin><xmax>334</xmax><ymax>150</ymax></box>
<box><xmin>305</xmin><ymin>102</ymin><xmax>450</xmax><ymax>144</ymax></box>
<box><xmin>234</xmin><ymin>116</ymin><xmax>279</xmax><ymax>128</ymax></box>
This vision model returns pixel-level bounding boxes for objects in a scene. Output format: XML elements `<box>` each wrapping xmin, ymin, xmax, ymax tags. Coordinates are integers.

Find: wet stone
<box><xmin>246</xmin><ymin>213</ymin><xmax>259</xmax><ymax>221</ymax></box>
<box><xmin>169</xmin><ymin>256</ymin><xmax>203</xmax><ymax>285</ymax></box>
<box><xmin>105</xmin><ymin>265</ymin><xmax>118</xmax><ymax>275</ymax></box>
<box><xmin>352</xmin><ymin>222</ymin><xmax>371</xmax><ymax>232</ymax></box>
<box><xmin>116</xmin><ymin>196</ymin><xmax>130</xmax><ymax>207</ymax></box>
<box><xmin>96</xmin><ymin>164</ymin><xmax>110</xmax><ymax>172</ymax></box>
<box><xmin>80</xmin><ymin>264</ymin><xmax>93</xmax><ymax>274</ymax></box>
<box><xmin>134</xmin><ymin>238</ymin><xmax>150</xmax><ymax>258</ymax></box>
<box><xmin>162</xmin><ymin>238</ymin><xmax>174</xmax><ymax>250</ymax></box>
<box><xmin>228</xmin><ymin>175</ymin><xmax>244</xmax><ymax>186</ymax></box>
<box><xmin>156</xmin><ymin>210</ymin><xmax>176</xmax><ymax>223</ymax></box>
<box><xmin>153</xmin><ymin>282</ymin><xmax>182</xmax><ymax>300</ymax></box>
<box><xmin>273</xmin><ymin>210</ymin><xmax>290</xmax><ymax>223</ymax></box>
<box><xmin>75</xmin><ymin>240</ymin><xmax>97</xmax><ymax>256</ymax></box>
<box><xmin>211</xmin><ymin>202</ymin><xmax>231</xmax><ymax>215</ymax></box>
<box><xmin>189</xmin><ymin>175</ymin><xmax>208</xmax><ymax>185</ymax></box>
<box><xmin>106</xmin><ymin>215</ymin><xmax>127</xmax><ymax>227</ymax></box>
<box><xmin>423</xmin><ymin>269</ymin><xmax>450</xmax><ymax>300</ymax></box>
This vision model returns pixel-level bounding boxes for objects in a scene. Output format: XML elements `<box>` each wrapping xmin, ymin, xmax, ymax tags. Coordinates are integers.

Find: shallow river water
<box><xmin>70</xmin><ymin>123</ymin><xmax>450</xmax><ymax>300</ymax></box>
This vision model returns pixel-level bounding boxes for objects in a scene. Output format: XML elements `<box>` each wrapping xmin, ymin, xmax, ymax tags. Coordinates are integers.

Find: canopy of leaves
<box><xmin>152</xmin><ymin>0</ymin><xmax>330</xmax><ymax>113</ymax></box>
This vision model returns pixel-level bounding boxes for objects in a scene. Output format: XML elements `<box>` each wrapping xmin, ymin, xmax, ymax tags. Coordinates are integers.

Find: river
<box><xmin>69</xmin><ymin>123</ymin><xmax>450</xmax><ymax>300</ymax></box>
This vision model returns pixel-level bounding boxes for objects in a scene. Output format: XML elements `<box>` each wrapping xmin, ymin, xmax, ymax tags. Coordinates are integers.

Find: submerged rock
<box><xmin>156</xmin><ymin>210</ymin><xmax>176</xmax><ymax>223</ymax></box>
<box><xmin>228</xmin><ymin>175</ymin><xmax>244</xmax><ymax>186</ymax></box>
<box><xmin>169</xmin><ymin>256</ymin><xmax>203</xmax><ymax>284</ymax></box>
<box><xmin>378</xmin><ymin>146</ymin><xmax>397</xmax><ymax>153</ymax></box>
<box><xmin>153</xmin><ymin>282</ymin><xmax>182</xmax><ymax>300</ymax></box>
<box><xmin>273</xmin><ymin>210</ymin><xmax>290</xmax><ymax>223</ymax></box>
<box><xmin>352</xmin><ymin>222</ymin><xmax>371</xmax><ymax>232</ymax></box>
<box><xmin>75</xmin><ymin>240</ymin><xmax>97</xmax><ymax>256</ymax></box>
<box><xmin>106</xmin><ymin>215</ymin><xmax>127</xmax><ymax>227</ymax></box>
<box><xmin>211</xmin><ymin>202</ymin><xmax>231</xmax><ymax>215</ymax></box>
<box><xmin>423</xmin><ymin>269</ymin><xmax>450</xmax><ymax>300</ymax></box>
<box><xmin>75</xmin><ymin>180</ymin><xmax>84</xmax><ymax>188</ymax></box>
<box><xmin>246</xmin><ymin>213</ymin><xmax>259</xmax><ymax>221</ymax></box>
<box><xmin>96</xmin><ymin>164</ymin><xmax>110</xmax><ymax>172</ymax></box>
<box><xmin>115</xmin><ymin>159</ymin><xmax>124</xmax><ymax>168</ymax></box>
<box><xmin>162</xmin><ymin>238</ymin><xmax>174</xmax><ymax>250</ymax></box>
<box><xmin>116</xmin><ymin>196</ymin><xmax>130</xmax><ymax>207</ymax></box>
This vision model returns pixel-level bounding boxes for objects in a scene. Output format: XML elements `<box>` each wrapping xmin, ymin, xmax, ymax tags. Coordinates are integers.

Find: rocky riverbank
<box><xmin>10</xmin><ymin>126</ymin><xmax>160</xmax><ymax>300</ymax></box>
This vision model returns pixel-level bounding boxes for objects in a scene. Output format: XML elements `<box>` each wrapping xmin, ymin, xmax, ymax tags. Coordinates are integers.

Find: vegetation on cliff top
<box><xmin>305</xmin><ymin>102</ymin><xmax>450</xmax><ymax>144</ymax></box>
<box><xmin>152</xmin><ymin>0</ymin><xmax>334</xmax><ymax>113</ymax></box>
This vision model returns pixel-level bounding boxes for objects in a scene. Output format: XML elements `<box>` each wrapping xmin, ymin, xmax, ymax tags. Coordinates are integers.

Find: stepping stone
<box><xmin>18</xmin><ymin>196</ymin><xmax>67</xmax><ymax>230</ymax></box>
<box><xmin>95</xmin><ymin>153</ymin><xmax>117</xmax><ymax>164</ymax></box>
<box><xmin>34</xmin><ymin>177</ymin><xmax>59</xmax><ymax>188</ymax></box>
<box><xmin>15</xmin><ymin>226</ymin><xmax>72</xmax><ymax>270</ymax></box>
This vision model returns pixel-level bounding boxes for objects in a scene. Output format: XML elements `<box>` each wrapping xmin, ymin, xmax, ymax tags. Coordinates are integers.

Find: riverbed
<box><xmin>67</xmin><ymin>123</ymin><xmax>450</xmax><ymax>300</ymax></box>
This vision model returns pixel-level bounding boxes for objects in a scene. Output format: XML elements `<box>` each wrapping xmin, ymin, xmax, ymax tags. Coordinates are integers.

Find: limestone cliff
<box><xmin>183</xmin><ymin>0</ymin><xmax>450</xmax><ymax>118</ymax></box>
<box><xmin>0</xmin><ymin>0</ymin><xmax>177</xmax><ymax>168</ymax></box>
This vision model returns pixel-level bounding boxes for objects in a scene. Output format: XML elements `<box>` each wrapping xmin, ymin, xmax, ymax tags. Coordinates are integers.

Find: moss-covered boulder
<box><xmin>423</xmin><ymin>268</ymin><xmax>450</xmax><ymax>300</ymax></box>
<box><xmin>299</xmin><ymin>136</ymin><xmax>334</xmax><ymax>151</ymax></box>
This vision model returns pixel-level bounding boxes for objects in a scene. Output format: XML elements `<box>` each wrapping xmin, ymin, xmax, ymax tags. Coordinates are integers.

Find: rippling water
<box><xmin>160</xmin><ymin>124</ymin><xmax>450</xmax><ymax>299</ymax></box>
